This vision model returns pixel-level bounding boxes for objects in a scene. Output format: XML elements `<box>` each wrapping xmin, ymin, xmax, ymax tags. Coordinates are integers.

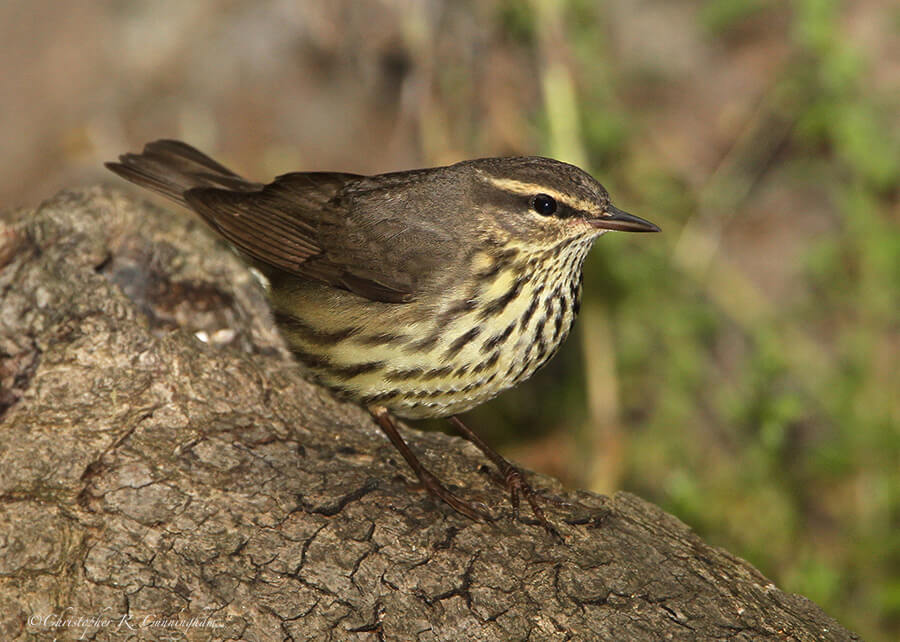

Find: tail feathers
<box><xmin>105</xmin><ymin>140</ymin><xmax>261</xmax><ymax>206</ymax></box>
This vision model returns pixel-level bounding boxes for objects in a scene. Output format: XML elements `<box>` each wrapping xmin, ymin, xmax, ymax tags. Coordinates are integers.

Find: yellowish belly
<box><xmin>271</xmin><ymin>246</ymin><xmax>587</xmax><ymax>419</ymax></box>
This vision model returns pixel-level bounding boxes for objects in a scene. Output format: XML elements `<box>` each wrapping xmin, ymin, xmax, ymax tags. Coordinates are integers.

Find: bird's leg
<box><xmin>448</xmin><ymin>415</ymin><xmax>557</xmax><ymax>536</ymax></box>
<box><xmin>369</xmin><ymin>406</ymin><xmax>490</xmax><ymax>522</ymax></box>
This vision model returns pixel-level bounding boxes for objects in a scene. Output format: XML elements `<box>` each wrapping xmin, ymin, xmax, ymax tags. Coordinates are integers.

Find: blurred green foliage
<box><xmin>469</xmin><ymin>1</ymin><xmax>900</xmax><ymax>639</ymax></box>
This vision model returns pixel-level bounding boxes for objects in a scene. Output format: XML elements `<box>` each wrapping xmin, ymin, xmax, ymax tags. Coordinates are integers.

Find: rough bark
<box><xmin>0</xmin><ymin>187</ymin><xmax>856</xmax><ymax>640</ymax></box>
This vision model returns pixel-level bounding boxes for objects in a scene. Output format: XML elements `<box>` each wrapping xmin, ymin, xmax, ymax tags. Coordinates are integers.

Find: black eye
<box><xmin>531</xmin><ymin>193</ymin><xmax>557</xmax><ymax>216</ymax></box>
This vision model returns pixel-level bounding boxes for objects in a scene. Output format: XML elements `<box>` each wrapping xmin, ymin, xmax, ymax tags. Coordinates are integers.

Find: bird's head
<box><xmin>460</xmin><ymin>156</ymin><xmax>659</xmax><ymax>254</ymax></box>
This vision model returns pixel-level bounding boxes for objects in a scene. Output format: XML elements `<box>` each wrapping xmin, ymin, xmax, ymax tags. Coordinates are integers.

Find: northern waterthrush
<box><xmin>107</xmin><ymin>140</ymin><xmax>659</xmax><ymax>527</ymax></box>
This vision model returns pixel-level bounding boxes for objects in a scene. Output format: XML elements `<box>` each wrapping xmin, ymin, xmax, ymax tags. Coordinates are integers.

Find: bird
<box><xmin>107</xmin><ymin>139</ymin><xmax>659</xmax><ymax>528</ymax></box>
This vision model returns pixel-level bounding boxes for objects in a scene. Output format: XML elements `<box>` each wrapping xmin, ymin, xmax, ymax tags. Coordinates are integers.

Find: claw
<box><xmin>502</xmin><ymin>465</ymin><xmax>560</xmax><ymax>539</ymax></box>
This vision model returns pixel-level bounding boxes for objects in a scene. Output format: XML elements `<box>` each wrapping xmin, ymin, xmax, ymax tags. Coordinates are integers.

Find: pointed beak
<box><xmin>590</xmin><ymin>204</ymin><xmax>661</xmax><ymax>233</ymax></box>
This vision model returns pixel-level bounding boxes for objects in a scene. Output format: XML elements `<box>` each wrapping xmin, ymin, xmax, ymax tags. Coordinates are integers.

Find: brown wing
<box><xmin>108</xmin><ymin>140</ymin><xmax>453</xmax><ymax>303</ymax></box>
<box><xmin>184</xmin><ymin>172</ymin><xmax>436</xmax><ymax>303</ymax></box>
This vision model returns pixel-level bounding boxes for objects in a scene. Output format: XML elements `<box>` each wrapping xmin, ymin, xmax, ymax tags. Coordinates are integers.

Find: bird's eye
<box><xmin>531</xmin><ymin>193</ymin><xmax>557</xmax><ymax>216</ymax></box>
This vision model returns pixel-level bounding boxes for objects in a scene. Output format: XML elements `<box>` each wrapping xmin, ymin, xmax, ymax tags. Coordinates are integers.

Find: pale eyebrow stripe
<box><xmin>477</xmin><ymin>174</ymin><xmax>601</xmax><ymax>214</ymax></box>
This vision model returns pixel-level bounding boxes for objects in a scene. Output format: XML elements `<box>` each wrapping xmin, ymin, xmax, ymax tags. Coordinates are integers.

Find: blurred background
<box><xmin>2</xmin><ymin>0</ymin><xmax>897</xmax><ymax>638</ymax></box>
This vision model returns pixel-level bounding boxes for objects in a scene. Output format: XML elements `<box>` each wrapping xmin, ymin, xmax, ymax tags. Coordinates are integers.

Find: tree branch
<box><xmin>0</xmin><ymin>187</ymin><xmax>856</xmax><ymax>640</ymax></box>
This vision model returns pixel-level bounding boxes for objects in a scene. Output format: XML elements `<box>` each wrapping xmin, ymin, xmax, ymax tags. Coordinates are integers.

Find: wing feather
<box><xmin>184</xmin><ymin>172</ymin><xmax>432</xmax><ymax>303</ymax></box>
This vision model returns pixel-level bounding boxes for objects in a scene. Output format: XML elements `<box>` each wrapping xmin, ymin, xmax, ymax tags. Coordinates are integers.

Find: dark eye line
<box><xmin>555</xmin><ymin>202</ymin><xmax>577</xmax><ymax>218</ymax></box>
<box><xmin>563</xmin><ymin>205</ymin><xmax>596</xmax><ymax>221</ymax></box>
